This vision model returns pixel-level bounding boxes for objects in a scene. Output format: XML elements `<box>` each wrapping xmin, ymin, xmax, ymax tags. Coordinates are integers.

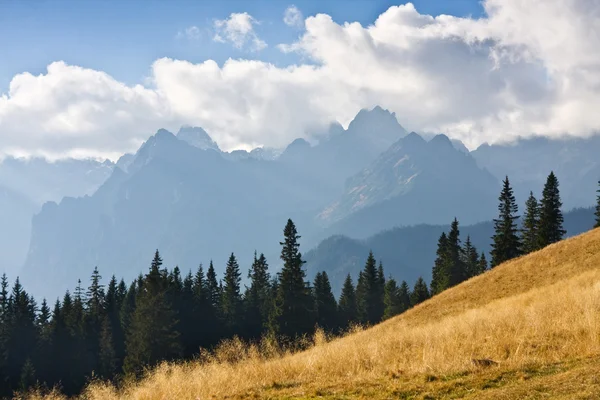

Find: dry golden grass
<box><xmin>41</xmin><ymin>228</ymin><xmax>600</xmax><ymax>399</ymax></box>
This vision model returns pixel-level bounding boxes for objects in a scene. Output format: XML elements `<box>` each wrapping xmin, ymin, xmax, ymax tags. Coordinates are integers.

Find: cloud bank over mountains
<box><xmin>0</xmin><ymin>0</ymin><xmax>599</xmax><ymax>160</ymax></box>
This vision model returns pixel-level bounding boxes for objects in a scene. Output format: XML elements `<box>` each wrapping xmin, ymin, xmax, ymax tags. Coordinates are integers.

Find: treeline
<box><xmin>1</xmin><ymin>172</ymin><xmax>599</xmax><ymax>398</ymax></box>
<box><xmin>430</xmin><ymin>171</ymin><xmax>578</xmax><ymax>295</ymax></box>
<box><xmin>0</xmin><ymin>220</ymin><xmax>425</xmax><ymax>398</ymax></box>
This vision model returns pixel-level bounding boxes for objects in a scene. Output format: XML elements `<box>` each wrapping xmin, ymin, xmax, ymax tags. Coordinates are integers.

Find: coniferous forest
<box><xmin>0</xmin><ymin>171</ymin><xmax>592</xmax><ymax>398</ymax></box>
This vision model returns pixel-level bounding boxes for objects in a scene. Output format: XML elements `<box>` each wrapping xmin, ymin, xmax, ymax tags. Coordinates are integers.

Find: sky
<box><xmin>0</xmin><ymin>0</ymin><xmax>598</xmax><ymax>160</ymax></box>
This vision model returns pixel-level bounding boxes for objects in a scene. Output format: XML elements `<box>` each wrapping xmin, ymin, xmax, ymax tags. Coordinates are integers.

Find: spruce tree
<box><xmin>594</xmin><ymin>181</ymin><xmax>600</xmax><ymax>228</ymax></box>
<box><xmin>271</xmin><ymin>219</ymin><xmax>315</xmax><ymax>340</ymax></box>
<box><xmin>221</xmin><ymin>253</ymin><xmax>242</xmax><ymax>333</ymax></box>
<box><xmin>462</xmin><ymin>235</ymin><xmax>479</xmax><ymax>279</ymax></box>
<box><xmin>447</xmin><ymin>218</ymin><xmax>466</xmax><ymax>285</ymax></box>
<box><xmin>383</xmin><ymin>278</ymin><xmax>402</xmax><ymax>320</ymax></box>
<box><xmin>521</xmin><ymin>191</ymin><xmax>541</xmax><ymax>254</ymax></box>
<box><xmin>105</xmin><ymin>275</ymin><xmax>125</xmax><ymax>372</ymax></box>
<box><xmin>477</xmin><ymin>252</ymin><xmax>488</xmax><ymax>275</ymax></box>
<box><xmin>98</xmin><ymin>315</ymin><xmax>116</xmax><ymax>379</ymax></box>
<box><xmin>430</xmin><ymin>233</ymin><xmax>450</xmax><ymax>296</ymax></box>
<box><xmin>337</xmin><ymin>274</ymin><xmax>357</xmax><ymax>329</ymax></box>
<box><xmin>538</xmin><ymin>172</ymin><xmax>566</xmax><ymax>247</ymax></box>
<box><xmin>245</xmin><ymin>252</ymin><xmax>271</xmax><ymax>339</ymax></box>
<box><xmin>410</xmin><ymin>277</ymin><xmax>430</xmax><ymax>307</ymax></box>
<box><xmin>124</xmin><ymin>250</ymin><xmax>181</xmax><ymax>376</ymax></box>
<box><xmin>491</xmin><ymin>177</ymin><xmax>522</xmax><ymax>267</ymax></box>
<box><xmin>356</xmin><ymin>251</ymin><xmax>384</xmax><ymax>325</ymax></box>
<box><xmin>206</xmin><ymin>261</ymin><xmax>221</xmax><ymax>313</ymax></box>
<box><xmin>398</xmin><ymin>280</ymin><xmax>411</xmax><ymax>312</ymax></box>
<box><xmin>313</xmin><ymin>272</ymin><xmax>338</xmax><ymax>332</ymax></box>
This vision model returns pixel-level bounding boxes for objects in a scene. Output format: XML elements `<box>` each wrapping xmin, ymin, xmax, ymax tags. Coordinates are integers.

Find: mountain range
<box><xmin>10</xmin><ymin>106</ymin><xmax>600</xmax><ymax>300</ymax></box>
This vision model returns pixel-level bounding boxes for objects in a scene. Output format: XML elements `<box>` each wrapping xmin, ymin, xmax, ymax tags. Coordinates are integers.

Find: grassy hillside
<box><xmin>35</xmin><ymin>228</ymin><xmax>600</xmax><ymax>399</ymax></box>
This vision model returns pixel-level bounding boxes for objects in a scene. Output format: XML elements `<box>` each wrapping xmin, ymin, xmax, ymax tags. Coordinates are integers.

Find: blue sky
<box><xmin>0</xmin><ymin>0</ymin><xmax>484</xmax><ymax>92</ymax></box>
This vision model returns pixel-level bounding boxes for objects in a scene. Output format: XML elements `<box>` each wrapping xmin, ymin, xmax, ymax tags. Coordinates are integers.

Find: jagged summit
<box><xmin>177</xmin><ymin>126</ymin><xmax>220</xmax><ymax>152</ymax></box>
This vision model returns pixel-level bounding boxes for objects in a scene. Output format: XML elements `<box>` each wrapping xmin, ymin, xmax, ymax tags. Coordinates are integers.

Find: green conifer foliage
<box><xmin>538</xmin><ymin>172</ymin><xmax>566</xmax><ymax>247</ymax></box>
<box><xmin>313</xmin><ymin>272</ymin><xmax>338</xmax><ymax>332</ymax></box>
<box><xmin>521</xmin><ymin>191</ymin><xmax>541</xmax><ymax>254</ymax></box>
<box><xmin>124</xmin><ymin>250</ymin><xmax>181</xmax><ymax>377</ymax></box>
<box><xmin>491</xmin><ymin>177</ymin><xmax>522</xmax><ymax>267</ymax></box>
<box><xmin>271</xmin><ymin>219</ymin><xmax>315</xmax><ymax>340</ymax></box>
<box><xmin>337</xmin><ymin>274</ymin><xmax>357</xmax><ymax>329</ymax></box>
<box><xmin>383</xmin><ymin>278</ymin><xmax>402</xmax><ymax>320</ymax></box>
<box><xmin>221</xmin><ymin>253</ymin><xmax>243</xmax><ymax>333</ymax></box>
<box><xmin>410</xmin><ymin>277</ymin><xmax>430</xmax><ymax>307</ymax></box>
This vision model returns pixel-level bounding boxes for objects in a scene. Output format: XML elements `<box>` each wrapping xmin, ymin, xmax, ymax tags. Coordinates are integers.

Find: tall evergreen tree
<box><xmin>312</xmin><ymin>272</ymin><xmax>338</xmax><ymax>332</ymax></box>
<box><xmin>491</xmin><ymin>177</ymin><xmax>522</xmax><ymax>267</ymax></box>
<box><xmin>124</xmin><ymin>250</ymin><xmax>181</xmax><ymax>376</ymax></box>
<box><xmin>356</xmin><ymin>251</ymin><xmax>384</xmax><ymax>325</ymax></box>
<box><xmin>271</xmin><ymin>219</ymin><xmax>315</xmax><ymax>339</ymax></box>
<box><xmin>337</xmin><ymin>274</ymin><xmax>357</xmax><ymax>329</ymax></box>
<box><xmin>595</xmin><ymin>180</ymin><xmax>600</xmax><ymax>229</ymax></box>
<box><xmin>430</xmin><ymin>232</ymin><xmax>450</xmax><ymax>296</ymax></box>
<box><xmin>206</xmin><ymin>261</ymin><xmax>221</xmax><ymax>313</ymax></box>
<box><xmin>398</xmin><ymin>280</ymin><xmax>411</xmax><ymax>312</ymax></box>
<box><xmin>447</xmin><ymin>218</ymin><xmax>466</xmax><ymax>285</ymax></box>
<box><xmin>521</xmin><ymin>191</ymin><xmax>541</xmax><ymax>254</ymax></box>
<box><xmin>462</xmin><ymin>236</ymin><xmax>480</xmax><ymax>279</ymax></box>
<box><xmin>477</xmin><ymin>252</ymin><xmax>488</xmax><ymax>275</ymax></box>
<box><xmin>538</xmin><ymin>172</ymin><xmax>566</xmax><ymax>247</ymax></box>
<box><xmin>105</xmin><ymin>275</ymin><xmax>126</xmax><ymax>372</ymax></box>
<box><xmin>245</xmin><ymin>252</ymin><xmax>271</xmax><ymax>339</ymax></box>
<box><xmin>383</xmin><ymin>278</ymin><xmax>402</xmax><ymax>320</ymax></box>
<box><xmin>98</xmin><ymin>315</ymin><xmax>116</xmax><ymax>379</ymax></box>
<box><xmin>221</xmin><ymin>253</ymin><xmax>242</xmax><ymax>333</ymax></box>
<box><xmin>410</xmin><ymin>277</ymin><xmax>430</xmax><ymax>307</ymax></box>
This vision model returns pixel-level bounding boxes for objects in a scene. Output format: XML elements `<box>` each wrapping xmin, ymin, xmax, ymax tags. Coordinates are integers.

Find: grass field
<box><xmin>31</xmin><ymin>228</ymin><xmax>600</xmax><ymax>399</ymax></box>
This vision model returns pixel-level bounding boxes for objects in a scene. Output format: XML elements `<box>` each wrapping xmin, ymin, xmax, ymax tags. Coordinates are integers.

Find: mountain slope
<box><xmin>319</xmin><ymin>132</ymin><xmax>499</xmax><ymax>238</ymax></box>
<box><xmin>81</xmin><ymin>228</ymin><xmax>600</xmax><ymax>399</ymax></box>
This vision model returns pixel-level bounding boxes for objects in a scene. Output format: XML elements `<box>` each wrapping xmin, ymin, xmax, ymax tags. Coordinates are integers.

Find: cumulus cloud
<box><xmin>283</xmin><ymin>5</ymin><xmax>304</xmax><ymax>28</ymax></box>
<box><xmin>213</xmin><ymin>12</ymin><xmax>267</xmax><ymax>51</ymax></box>
<box><xmin>0</xmin><ymin>0</ymin><xmax>599</xmax><ymax>159</ymax></box>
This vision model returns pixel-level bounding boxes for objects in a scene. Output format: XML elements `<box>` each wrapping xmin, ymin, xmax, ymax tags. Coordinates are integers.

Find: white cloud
<box><xmin>177</xmin><ymin>26</ymin><xmax>202</xmax><ymax>40</ymax></box>
<box><xmin>283</xmin><ymin>5</ymin><xmax>304</xmax><ymax>28</ymax></box>
<box><xmin>213</xmin><ymin>12</ymin><xmax>267</xmax><ymax>51</ymax></box>
<box><xmin>1</xmin><ymin>0</ymin><xmax>600</xmax><ymax>160</ymax></box>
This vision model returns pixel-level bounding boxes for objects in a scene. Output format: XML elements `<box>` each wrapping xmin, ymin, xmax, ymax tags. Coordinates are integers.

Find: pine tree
<box><xmin>124</xmin><ymin>250</ymin><xmax>181</xmax><ymax>376</ymax></box>
<box><xmin>430</xmin><ymin>233</ymin><xmax>450</xmax><ymax>295</ymax></box>
<box><xmin>383</xmin><ymin>278</ymin><xmax>402</xmax><ymax>320</ymax></box>
<box><xmin>271</xmin><ymin>219</ymin><xmax>315</xmax><ymax>340</ymax></box>
<box><xmin>491</xmin><ymin>177</ymin><xmax>522</xmax><ymax>267</ymax></box>
<box><xmin>595</xmin><ymin>180</ymin><xmax>600</xmax><ymax>228</ymax></box>
<box><xmin>521</xmin><ymin>191</ymin><xmax>541</xmax><ymax>254</ymax></box>
<box><xmin>398</xmin><ymin>280</ymin><xmax>411</xmax><ymax>312</ymax></box>
<box><xmin>462</xmin><ymin>236</ymin><xmax>479</xmax><ymax>279</ymax></box>
<box><xmin>538</xmin><ymin>172</ymin><xmax>566</xmax><ymax>247</ymax></box>
<box><xmin>245</xmin><ymin>252</ymin><xmax>271</xmax><ymax>339</ymax></box>
<box><xmin>337</xmin><ymin>274</ymin><xmax>357</xmax><ymax>329</ymax></box>
<box><xmin>221</xmin><ymin>253</ymin><xmax>242</xmax><ymax>333</ymax></box>
<box><xmin>410</xmin><ymin>277</ymin><xmax>430</xmax><ymax>307</ymax></box>
<box><xmin>312</xmin><ymin>272</ymin><xmax>338</xmax><ymax>332</ymax></box>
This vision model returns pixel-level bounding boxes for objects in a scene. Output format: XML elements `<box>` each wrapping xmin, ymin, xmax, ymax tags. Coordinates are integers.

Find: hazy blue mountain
<box><xmin>472</xmin><ymin>135</ymin><xmax>600</xmax><ymax>209</ymax></box>
<box><xmin>306</xmin><ymin>207</ymin><xmax>595</xmax><ymax>295</ymax></box>
<box><xmin>176</xmin><ymin>125</ymin><xmax>220</xmax><ymax>152</ymax></box>
<box><xmin>318</xmin><ymin>132</ymin><xmax>499</xmax><ymax>239</ymax></box>
<box><xmin>0</xmin><ymin>157</ymin><xmax>113</xmax><ymax>276</ymax></box>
